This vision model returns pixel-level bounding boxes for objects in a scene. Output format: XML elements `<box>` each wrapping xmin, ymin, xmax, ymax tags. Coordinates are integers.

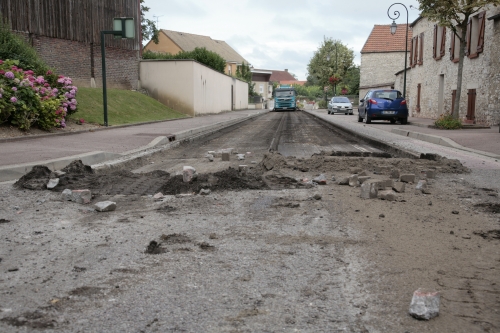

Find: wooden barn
<box><xmin>0</xmin><ymin>0</ymin><xmax>141</xmax><ymax>89</ymax></box>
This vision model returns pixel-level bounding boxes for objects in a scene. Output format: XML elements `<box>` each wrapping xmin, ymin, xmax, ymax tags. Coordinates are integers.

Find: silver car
<box><xmin>327</xmin><ymin>96</ymin><xmax>353</xmax><ymax>115</ymax></box>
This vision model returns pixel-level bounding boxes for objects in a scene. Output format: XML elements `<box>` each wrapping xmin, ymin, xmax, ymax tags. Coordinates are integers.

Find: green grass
<box><xmin>71</xmin><ymin>87</ymin><xmax>187</xmax><ymax>125</ymax></box>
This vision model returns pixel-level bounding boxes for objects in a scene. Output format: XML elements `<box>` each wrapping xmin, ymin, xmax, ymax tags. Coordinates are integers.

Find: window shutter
<box><xmin>418</xmin><ymin>33</ymin><xmax>424</xmax><ymax>65</ymax></box>
<box><xmin>450</xmin><ymin>30</ymin><xmax>455</xmax><ymax>61</ymax></box>
<box><xmin>433</xmin><ymin>25</ymin><xmax>438</xmax><ymax>59</ymax></box>
<box><xmin>416</xmin><ymin>84</ymin><xmax>421</xmax><ymax>113</ymax></box>
<box><xmin>413</xmin><ymin>37</ymin><xmax>419</xmax><ymax>67</ymax></box>
<box><xmin>477</xmin><ymin>11</ymin><xmax>486</xmax><ymax>53</ymax></box>
<box><xmin>440</xmin><ymin>27</ymin><xmax>446</xmax><ymax>58</ymax></box>
<box><xmin>409</xmin><ymin>37</ymin><xmax>414</xmax><ymax>67</ymax></box>
<box><xmin>465</xmin><ymin>16</ymin><xmax>472</xmax><ymax>57</ymax></box>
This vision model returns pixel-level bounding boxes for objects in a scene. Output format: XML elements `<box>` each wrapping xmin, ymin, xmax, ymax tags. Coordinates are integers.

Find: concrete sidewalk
<box><xmin>0</xmin><ymin>109</ymin><xmax>498</xmax><ymax>182</ymax></box>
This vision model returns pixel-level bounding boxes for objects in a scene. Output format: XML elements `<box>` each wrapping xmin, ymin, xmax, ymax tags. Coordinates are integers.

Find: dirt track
<box><xmin>1</xmin><ymin>111</ymin><xmax>499</xmax><ymax>332</ymax></box>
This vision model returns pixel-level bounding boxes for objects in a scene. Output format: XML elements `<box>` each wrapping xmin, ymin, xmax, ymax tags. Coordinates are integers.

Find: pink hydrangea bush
<box><xmin>0</xmin><ymin>59</ymin><xmax>78</xmax><ymax>130</ymax></box>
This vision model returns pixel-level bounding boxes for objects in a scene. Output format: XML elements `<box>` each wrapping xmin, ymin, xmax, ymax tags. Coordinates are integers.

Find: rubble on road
<box><xmin>94</xmin><ymin>201</ymin><xmax>117</xmax><ymax>212</ymax></box>
<box><xmin>47</xmin><ymin>178</ymin><xmax>59</xmax><ymax>189</ymax></box>
<box><xmin>409</xmin><ymin>288</ymin><xmax>440</xmax><ymax>320</ymax></box>
<box><xmin>349</xmin><ymin>174</ymin><xmax>359</xmax><ymax>187</ymax></box>
<box><xmin>392</xmin><ymin>182</ymin><xmax>406</xmax><ymax>193</ymax></box>
<box><xmin>221</xmin><ymin>151</ymin><xmax>230</xmax><ymax>161</ymax></box>
<box><xmin>360</xmin><ymin>180</ymin><xmax>380</xmax><ymax>199</ymax></box>
<box><xmin>400</xmin><ymin>174</ymin><xmax>416</xmax><ymax>183</ymax></box>
<box><xmin>378</xmin><ymin>190</ymin><xmax>397</xmax><ymax>201</ymax></box>
<box><xmin>61</xmin><ymin>189</ymin><xmax>91</xmax><ymax>204</ymax></box>
<box><xmin>312</xmin><ymin>174</ymin><xmax>327</xmax><ymax>185</ymax></box>
<box><xmin>183</xmin><ymin>166</ymin><xmax>197</xmax><ymax>183</ymax></box>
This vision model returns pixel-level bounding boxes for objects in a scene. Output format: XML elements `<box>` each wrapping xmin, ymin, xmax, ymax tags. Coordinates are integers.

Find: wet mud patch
<box><xmin>69</xmin><ymin>286</ymin><xmax>102</xmax><ymax>296</ymax></box>
<box><xmin>1</xmin><ymin>311</ymin><xmax>55</xmax><ymax>329</ymax></box>
<box><xmin>474</xmin><ymin>202</ymin><xmax>500</xmax><ymax>214</ymax></box>
<box><xmin>160</xmin><ymin>233</ymin><xmax>191</xmax><ymax>244</ymax></box>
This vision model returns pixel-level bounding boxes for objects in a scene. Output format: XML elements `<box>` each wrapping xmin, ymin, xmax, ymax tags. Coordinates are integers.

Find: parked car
<box><xmin>327</xmin><ymin>96</ymin><xmax>353</xmax><ymax>115</ymax></box>
<box><xmin>358</xmin><ymin>89</ymin><xmax>408</xmax><ymax>124</ymax></box>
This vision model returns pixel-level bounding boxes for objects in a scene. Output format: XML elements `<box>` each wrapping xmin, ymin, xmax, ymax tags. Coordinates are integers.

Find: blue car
<box><xmin>358</xmin><ymin>89</ymin><xmax>408</xmax><ymax>124</ymax></box>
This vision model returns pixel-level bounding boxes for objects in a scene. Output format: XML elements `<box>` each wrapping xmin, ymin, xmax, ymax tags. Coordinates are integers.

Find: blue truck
<box><xmin>273</xmin><ymin>85</ymin><xmax>297</xmax><ymax>111</ymax></box>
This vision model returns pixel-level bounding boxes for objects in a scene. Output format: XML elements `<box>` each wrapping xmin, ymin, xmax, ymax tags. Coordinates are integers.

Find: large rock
<box><xmin>409</xmin><ymin>288</ymin><xmax>440</xmax><ymax>320</ymax></box>
<box><xmin>338</xmin><ymin>177</ymin><xmax>349</xmax><ymax>185</ymax></box>
<box><xmin>62</xmin><ymin>189</ymin><xmax>91</xmax><ymax>204</ymax></box>
<box><xmin>237</xmin><ymin>154</ymin><xmax>245</xmax><ymax>160</ymax></box>
<box><xmin>221</xmin><ymin>152</ymin><xmax>230</xmax><ymax>161</ymax></box>
<box><xmin>358</xmin><ymin>176</ymin><xmax>371</xmax><ymax>184</ymax></box>
<box><xmin>349</xmin><ymin>174</ymin><xmax>359</xmax><ymax>187</ymax></box>
<box><xmin>416</xmin><ymin>180</ymin><xmax>431</xmax><ymax>194</ymax></box>
<box><xmin>400</xmin><ymin>174</ymin><xmax>416</xmax><ymax>183</ymax></box>
<box><xmin>47</xmin><ymin>178</ymin><xmax>60</xmax><ymax>189</ymax></box>
<box><xmin>390</xmin><ymin>169</ymin><xmax>400</xmax><ymax>179</ymax></box>
<box><xmin>360</xmin><ymin>181</ymin><xmax>379</xmax><ymax>199</ymax></box>
<box><xmin>183</xmin><ymin>166</ymin><xmax>197</xmax><ymax>183</ymax></box>
<box><xmin>378</xmin><ymin>190</ymin><xmax>397</xmax><ymax>201</ymax></box>
<box><xmin>349</xmin><ymin>167</ymin><xmax>363</xmax><ymax>174</ymax></box>
<box><xmin>313</xmin><ymin>174</ymin><xmax>327</xmax><ymax>185</ymax></box>
<box><xmin>392</xmin><ymin>182</ymin><xmax>406</xmax><ymax>193</ymax></box>
<box><xmin>380</xmin><ymin>179</ymin><xmax>394</xmax><ymax>188</ymax></box>
<box><xmin>94</xmin><ymin>201</ymin><xmax>117</xmax><ymax>212</ymax></box>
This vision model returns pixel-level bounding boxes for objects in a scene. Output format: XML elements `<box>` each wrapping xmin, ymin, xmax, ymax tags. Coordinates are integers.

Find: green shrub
<box><xmin>434</xmin><ymin>113</ymin><xmax>462</xmax><ymax>129</ymax></box>
<box><xmin>0</xmin><ymin>20</ymin><xmax>49</xmax><ymax>75</ymax></box>
<box><xmin>143</xmin><ymin>47</ymin><xmax>226</xmax><ymax>73</ymax></box>
<box><xmin>318</xmin><ymin>100</ymin><xmax>327</xmax><ymax>109</ymax></box>
<box><xmin>1</xmin><ymin>59</ymin><xmax>78</xmax><ymax>130</ymax></box>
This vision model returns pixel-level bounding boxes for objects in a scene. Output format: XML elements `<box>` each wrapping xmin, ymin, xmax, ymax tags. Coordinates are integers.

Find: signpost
<box><xmin>101</xmin><ymin>18</ymin><xmax>135</xmax><ymax>126</ymax></box>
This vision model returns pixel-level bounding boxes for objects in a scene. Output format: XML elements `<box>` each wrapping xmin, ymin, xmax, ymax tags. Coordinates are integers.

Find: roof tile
<box><xmin>361</xmin><ymin>24</ymin><xmax>412</xmax><ymax>53</ymax></box>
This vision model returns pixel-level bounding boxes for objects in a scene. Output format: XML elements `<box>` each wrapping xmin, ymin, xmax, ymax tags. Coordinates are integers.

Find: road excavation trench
<box><xmin>1</xmin><ymin>111</ymin><xmax>499</xmax><ymax>332</ymax></box>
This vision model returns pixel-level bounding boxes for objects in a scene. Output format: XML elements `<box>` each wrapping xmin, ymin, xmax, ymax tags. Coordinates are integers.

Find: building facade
<box><xmin>360</xmin><ymin>24</ymin><xmax>412</xmax><ymax>99</ymax></box>
<box><xmin>144</xmin><ymin>30</ymin><xmax>248</xmax><ymax>76</ymax></box>
<box><xmin>395</xmin><ymin>6</ymin><xmax>500</xmax><ymax>125</ymax></box>
<box><xmin>0</xmin><ymin>0</ymin><xmax>141</xmax><ymax>89</ymax></box>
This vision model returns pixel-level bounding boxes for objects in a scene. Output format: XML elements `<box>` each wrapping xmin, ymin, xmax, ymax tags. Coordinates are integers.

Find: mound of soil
<box><xmin>160</xmin><ymin>167</ymin><xmax>268</xmax><ymax>195</ymax></box>
<box><xmin>14</xmin><ymin>165</ymin><xmax>52</xmax><ymax>190</ymax></box>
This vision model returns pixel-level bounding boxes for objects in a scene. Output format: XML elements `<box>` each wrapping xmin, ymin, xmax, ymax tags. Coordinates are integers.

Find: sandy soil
<box><xmin>1</xmin><ymin>152</ymin><xmax>499</xmax><ymax>332</ymax></box>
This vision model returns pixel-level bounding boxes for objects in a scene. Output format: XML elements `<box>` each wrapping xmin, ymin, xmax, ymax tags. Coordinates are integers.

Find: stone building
<box><xmin>395</xmin><ymin>5</ymin><xmax>500</xmax><ymax>125</ymax></box>
<box><xmin>359</xmin><ymin>24</ymin><xmax>412</xmax><ymax>99</ymax></box>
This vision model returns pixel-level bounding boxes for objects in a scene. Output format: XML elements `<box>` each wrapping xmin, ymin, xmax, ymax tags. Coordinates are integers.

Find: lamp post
<box><xmin>387</xmin><ymin>3</ymin><xmax>408</xmax><ymax>99</ymax></box>
<box><xmin>101</xmin><ymin>17</ymin><xmax>135</xmax><ymax>126</ymax></box>
<box><xmin>325</xmin><ymin>53</ymin><xmax>330</xmax><ymax>105</ymax></box>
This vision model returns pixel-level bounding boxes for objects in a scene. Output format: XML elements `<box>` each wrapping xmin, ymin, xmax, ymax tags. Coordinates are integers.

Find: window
<box><xmin>259</xmin><ymin>84</ymin><xmax>263</xmax><ymax>94</ymax></box>
<box><xmin>410</xmin><ymin>33</ymin><xmax>424</xmax><ymax>67</ymax></box>
<box><xmin>433</xmin><ymin>25</ymin><xmax>446</xmax><ymax>60</ymax></box>
<box><xmin>466</xmin><ymin>11</ymin><xmax>486</xmax><ymax>58</ymax></box>
<box><xmin>449</xmin><ymin>29</ymin><xmax>461</xmax><ymax>63</ymax></box>
<box><xmin>227</xmin><ymin>65</ymin><xmax>232</xmax><ymax>75</ymax></box>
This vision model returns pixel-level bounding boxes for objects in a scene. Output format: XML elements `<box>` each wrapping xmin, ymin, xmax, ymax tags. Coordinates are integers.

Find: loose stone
<box><xmin>94</xmin><ymin>201</ymin><xmax>117</xmax><ymax>212</ymax></box>
<box><xmin>409</xmin><ymin>288</ymin><xmax>440</xmax><ymax>320</ymax></box>
<box><xmin>47</xmin><ymin>178</ymin><xmax>59</xmax><ymax>189</ymax></box>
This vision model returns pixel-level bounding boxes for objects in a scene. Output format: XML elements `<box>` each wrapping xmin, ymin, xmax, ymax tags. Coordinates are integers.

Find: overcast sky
<box><xmin>143</xmin><ymin>0</ymin><xmax>422</xmax><ymax>80</ymax></box>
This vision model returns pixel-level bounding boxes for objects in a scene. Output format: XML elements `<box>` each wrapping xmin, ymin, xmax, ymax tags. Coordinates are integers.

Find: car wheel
<box><xmin>345</xmin><ymin>112</ymin><xmax>348</xmax><ymax>115</ymax></box>
<box><xmin>328</xmin><ymin>110</ymin><xmax>331</xmax><ymax>114</ymax></box>
<box><xmin>365</xmin><ymin>114</ymin><xmax>372</xmax><ymax>124</ymax></box>
<box><xmin>390</xmin><ymin>119</ymin><xmax>396</xmax><ymax>124</ymax></box>
<box><xmin>400</xmin><ymin>117</ymin><xmax>408</xmax><ymax>125</ymax></box>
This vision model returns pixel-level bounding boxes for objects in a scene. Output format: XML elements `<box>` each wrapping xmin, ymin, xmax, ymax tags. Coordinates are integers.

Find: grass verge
<box><xmin>71</xmin><ymin>87</ymin><xmax>187</xmax><ymax>125</ymax></box>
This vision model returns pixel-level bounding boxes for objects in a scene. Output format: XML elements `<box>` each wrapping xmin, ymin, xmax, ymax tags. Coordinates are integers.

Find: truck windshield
<box><xmin>275</xmin><ymin>90</ymin><xmax>295</xmax><ymax>97</ymax></box>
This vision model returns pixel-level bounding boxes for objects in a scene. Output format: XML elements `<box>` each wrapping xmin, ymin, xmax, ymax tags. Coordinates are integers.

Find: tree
<box><xmin>417</xmin><ymin>0</ymin><xmax>499</xmax><ymax>119</ymax></box>
<box><xmin>307</xmin><ymin>38</ymin><xmax>355</xmax><ymax>96</ymax></box>
<box><xmin>236</xmin><ymin>62</ymin><xmax>257</xmax><ymax>97</ymax></box>
<box><xmin>342</xmin><ymin>65</ymin><xmax>360</xmax><ymax>95</ymax></box>
<box><xmin>140</xmin><ymin>0</ymin><xmax>159</xmax><ymax>44</ymax></box>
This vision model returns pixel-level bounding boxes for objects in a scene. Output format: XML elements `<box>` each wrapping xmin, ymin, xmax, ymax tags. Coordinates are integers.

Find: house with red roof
<box><xmin>359</xmin><ymin>24</ymin><xmax>412</xmax><ymax>99</ymax></box>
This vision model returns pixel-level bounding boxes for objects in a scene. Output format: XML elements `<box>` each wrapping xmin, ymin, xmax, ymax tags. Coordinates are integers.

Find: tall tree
<box><xmin>140</xmin><ymin>0</ymin><xmax>159</xmax><ymax>44</ymax></box>
<box><xmin>417</xmin><ymin>0</ymin><xmax>499</xmax><ymax>119</ymax></box>
<box><xmin>307</xmin><ymin>38</ymin><xmax>354</xmax><ymax>96</ymax></box>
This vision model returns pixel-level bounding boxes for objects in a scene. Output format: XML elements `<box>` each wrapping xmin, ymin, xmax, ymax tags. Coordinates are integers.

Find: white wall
<box><xmin>140</xmin><ymin>59</ymin><xmax>248</xmax><ymax>117</ymax></box>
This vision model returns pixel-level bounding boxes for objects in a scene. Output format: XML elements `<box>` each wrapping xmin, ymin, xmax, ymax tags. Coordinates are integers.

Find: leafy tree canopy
<box><xmin>140</xmin><ymin>0</ymin><xmax>159</xmax><ymax>44</ymax></box>
<box><xmin>236</xmin><ymin>62</ymin><xmax>257</xmax><ymax>97</ymax></box>
<box><xmin>418</xmin><ymin>0</ymin><xmax>499</xmax><ymax>41</ymax></box>
<box><xmin>306</xmin><ymin>38</ymin><xmax>354</xmax><ymax>88</ymax></box>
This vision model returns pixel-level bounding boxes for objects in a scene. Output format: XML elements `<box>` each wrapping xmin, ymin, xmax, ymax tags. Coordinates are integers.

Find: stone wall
<box><xmin>360</xmin><ymin>52</ymin><xmax>406</xmax><ymax>88</ymax></box>
<box><xmin>400</xmin><ymin>6</ymin><xmax>500</xmax><ymax>125</ymax></box>
<box><xmin>21</xmin><ymin>33</ymin><xmax>139</xmax><ymax>89</ymax></box>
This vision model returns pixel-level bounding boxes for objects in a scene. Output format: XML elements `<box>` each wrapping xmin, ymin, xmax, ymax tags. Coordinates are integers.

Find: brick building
<box><xmin>0</xmin><ymin>0</ymin><xmax>141</xmax><ymax>89</ymax></box>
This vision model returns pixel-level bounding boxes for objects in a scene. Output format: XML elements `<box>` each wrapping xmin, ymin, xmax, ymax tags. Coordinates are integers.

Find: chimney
<box><xmin>284</xmin><ymin>69</ymin><xmax>288</xmax><ymax>72</ymax></box>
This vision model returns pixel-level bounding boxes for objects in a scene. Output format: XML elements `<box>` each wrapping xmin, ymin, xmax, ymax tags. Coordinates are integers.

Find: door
<box><xmin>359</xmin><ymin>93</ymin><xmax>369</xmax><ymax>116</ymax></box>
<box><xmin>466</xmin><ymin>89</ymin><xmax>476</xmax><ymax>123</ymax></box>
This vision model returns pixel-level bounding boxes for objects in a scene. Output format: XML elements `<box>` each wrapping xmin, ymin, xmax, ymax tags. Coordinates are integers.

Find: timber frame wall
<box><xmin>0</xmin><ymin>0</ymin><xmax>141</xmax><ymax>89</ymax></box>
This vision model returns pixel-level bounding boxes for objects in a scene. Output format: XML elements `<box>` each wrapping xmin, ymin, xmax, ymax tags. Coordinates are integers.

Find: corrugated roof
<box><xmin>161</xmin><ymin>29</ymin><xmax>248</xmax><ymax>64</ymax></box>
<box><xmin>361</xmin><ymin>24</ymin><xmax>412</xmax><ymax>53</ymax></box>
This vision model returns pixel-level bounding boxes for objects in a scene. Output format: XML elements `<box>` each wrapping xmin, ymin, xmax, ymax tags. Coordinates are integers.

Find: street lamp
<box><xmin>387</xmin><ymin>3</ymin><xmax>408</xmax><ymax>99</ymax></box>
